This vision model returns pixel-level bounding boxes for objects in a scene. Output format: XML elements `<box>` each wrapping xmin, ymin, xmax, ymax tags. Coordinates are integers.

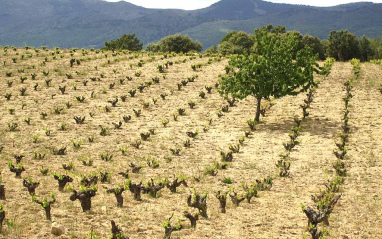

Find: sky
<box><xmin>105</xmin><ymin>0</ymin><xmax>382</xmax><ymax>10</ymax></box>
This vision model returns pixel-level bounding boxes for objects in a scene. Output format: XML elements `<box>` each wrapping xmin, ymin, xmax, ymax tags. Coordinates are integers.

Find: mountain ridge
<box><xmin>0</xmin><ymin>0</ymin><xmax>381</xmax><ymax>49</ymax></box>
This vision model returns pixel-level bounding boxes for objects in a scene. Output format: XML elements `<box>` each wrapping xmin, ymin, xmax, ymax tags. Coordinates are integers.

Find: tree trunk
<box><xmin>0</xmin><ymin>211</ymin><xmax>4</xmax><ymax>233</ymax></box>
<box><xmin>0</xmin><ymin>185</ymin><xmax>5</xmax><ymax>200</ymax></box>
<box><xmin>44</xmin><ymin>206</ymin><xmax>51</xmax><ymax>221</ymax></box>
<box><xmin>80</xmin><ymin>198</ymin><xmax>91</xmax><ymax>212</ymax></box>
<box><xmin>323</xmin><ymin>215</ymin><xmax>330</xmax><ymax>226</ymax></box>
<box><xmin>15</xmin><ymin>170</ymin><xmax>23</xmax><ymax>178</ymax></box>
<box><xmin>133</xmin><ymin>188</ymin><xmax>141</xmax><ymax>201</ymax></box>
<box><xmin>164</xmin><ymin>227</ymin><xmax>173</xmax><ymax>239</ymax></box>
<box><xmin>58</xmin><ymin>180</ymin><xmax>67</xmax><ymax>191</ymax></box>
<box><xmin>255</xmin><ymin>97</ymin><xmax>262</xmax><ymax>122</ymax></box>
<box><xmin>115</xmin><ymin>194</ymin><xmax>123</xmax><ymax>207</ymax></box>
<box><xmin>184</xmin><ymin>212</ymin><xmax>198</xmax><ymax>228</ymax></box>
<box><xmin>218</xmin><ymin>200</ymin><xmax>226</xmax><ymax>213</ymax></box>
<box><xmin>168</xmin><ymin>185</ymin><xmax>176</xmax><ymax>193</ymax></box>
<box><xmin>199</xmin><ymin>205</ymin><xmax>208</xmax><ymax>218</ymax></box>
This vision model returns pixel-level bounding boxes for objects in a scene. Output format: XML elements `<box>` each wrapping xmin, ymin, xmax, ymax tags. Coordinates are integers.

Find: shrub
<box><xmin>328</xmin><ymin>30</ymin><xmax>360</xmax><ymax>61</ymax></box>
<box><xmin>187</xmin><ymin>190</ymin><xmax>208</xmax><ymax>218</ymax></box>
<box><xmin>163</xmin><ymin>214</ymin><xmax>182</xmax><ymax>239</ymax></box>
<box><xmin>153</xmin><ymin>34</ymin><xmax>202</xmax><ymax>53</ymax></box>
<box><xmin>222</xmin><ymin>177</ymin><xmax>234</xmax><ymax>184</ymax></box>
<box><xmin>218</xmin><ymin>31</ymin><xmax>255</xmax><ymax>55</ymax></box>
<box><xmin>103</xmin><ymin>34</ymin><xmax>143</xmax><ymax>51</ymax></box>
<box><xmin>31</xmin><ymin>193</ymin><xmax>56</xmax><ymax>221</ymax></box>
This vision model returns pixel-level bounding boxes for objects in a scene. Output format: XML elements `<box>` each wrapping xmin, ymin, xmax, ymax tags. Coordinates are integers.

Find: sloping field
<box><xmin>0</xmin><ymin>48</ymin><xmax>381</xmax><ymax>238</ymax></box>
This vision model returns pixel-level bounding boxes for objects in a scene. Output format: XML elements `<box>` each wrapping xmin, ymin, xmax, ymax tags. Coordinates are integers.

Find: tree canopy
<box><xmin>204</xmin><ymin>44</ymin><xmax>218</xmax><ymax>54</ymax></box>
<box><xmin>303</xmin><ymin>34</ymin><xmax>326</xmax><ymax>60</ymax></box>
<box><xmin>359</xmin><ymin>35</ymin><xmax>373</xmax><ymax>62</ymax></box>
<box><xmin>145</xmin><ymin>42</ymin><xmax>161</xmax><ymax>52</ymax></box>
<box><xmin>146</xmin><ymin>34</ymin><xmax>202</xmax><ymax>53</ymax></box>
<box><xmin>370</xmin><ymin>36</ymin><xmax>382</xmax><ymax>59</ymax></box>
<box><xmin>327</xmin><ymin>30</ymin><xmax>360</xmax><ymax>61</ymax></box>
<box><xmin>218</xmin><ymin>31</ymin><xmax>255</xmax><ymax>55</ymax></box>
<box><xmin>103</xmin><ymin>34</ymin><xmax>143</xmax><ymax>51</ymax></box>
<box><xmin>219</xmin><ymin>28</ymin><xmax>318</xmax><ymax>122</ymax></box>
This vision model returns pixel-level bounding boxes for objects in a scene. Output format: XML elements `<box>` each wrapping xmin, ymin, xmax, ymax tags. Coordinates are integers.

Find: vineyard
<box><xmin>0</xmin><ymin>47</ymin><xmax>381</xmax><ymax>238</ymax></box>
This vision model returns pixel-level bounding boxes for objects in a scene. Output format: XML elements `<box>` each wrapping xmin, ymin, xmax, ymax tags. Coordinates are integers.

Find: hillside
<box><xmin>0</xmin><ymin>47</ymin><xmax>381</xmax><ymax>238</ymax></box>
<box><xmin>0</xmin><ymin>0</ymin><xmax>381</xmax><ymax>48</ymax></box>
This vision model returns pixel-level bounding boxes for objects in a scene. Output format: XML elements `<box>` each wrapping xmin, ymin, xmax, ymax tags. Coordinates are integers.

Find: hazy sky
<box><xmin>105</xmin><ymin>0</ymin><xmax>382</xmax><ymax>10</ymax></box>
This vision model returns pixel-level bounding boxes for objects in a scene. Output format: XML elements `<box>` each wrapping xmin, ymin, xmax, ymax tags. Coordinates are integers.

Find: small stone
<box><xmin>51</xmin><ymin>222</ymin><xmax>64</xmax><ymax>236</ymax></box>
<box><xmin>137</xmin><ymin>223</ymin><xmax>145</xmax><ymax>232</ymax></box>
<box><xmin>101</xmin><ymin>206</ymin><xmax>107</xmax><ymax>213</ymax></box>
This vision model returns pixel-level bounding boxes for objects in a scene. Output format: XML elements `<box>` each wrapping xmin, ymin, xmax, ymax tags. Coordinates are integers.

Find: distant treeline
<box><xmin>103</xmin><ymin>25</ymin><xmax>382</xmax><ymax>61</ymax></box>
<box><xmin>204</xmin><ymin>25</ymin><xmax>382</xmax><ymax>61</ymax></box>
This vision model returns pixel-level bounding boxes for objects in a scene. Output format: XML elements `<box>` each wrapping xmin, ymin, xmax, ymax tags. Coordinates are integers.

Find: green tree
<box><xmin>218</xmin><ymin>31</ymin><xmax>255</xmax><ymax>55</ymax></box>
<box><xmin>327</xmin><ymin>30</ymin><xmax>360</xmax><ymax>61</ymax></box>
<box><xmin>219</xmin><ymin>29</ymin><xmax>318</xmax><ymax>122</ymax></box>
<box><xmin>252</xmin><ymin>26</ymin><xmax>304</xmax><ymax>57</ymax></box>
<box><xmin>284</xmin><ymin>31</ymin><xmax>304</xmax><ymax>50</ymax></box>
<box><xmin>103</xmin><ymin>34</ymin><xmax>143</xmax><ymax>51</ymax></box>
<box><xmin>370</xmin><ymin>36</ymin><xmax>382</xmax><ymax>59</ymax></box>
<box><xmin>359</xmin><ymin>35</ymin><xmax>372</xmax><ymax>62</ymax></box>
<box><xmin>303</xmin><ymin>34</ymin><xmax>325</xmax><ymax>60</ymax></box>
<box><xmin>321</xmin><ymin>39</ymin><xmax>329</xmax><ymax>58</ymax></box>
<box><xmin>145</xmin><ymin>42</ymin><xmax>161</xmax><ymax>52</ymax></box>
<box><xmin>204</xmin><ymin>45</ymin><xmax>218</xmax><ymax>54</ymax></box>
<box><xmin>158</xmin><ymin>34</ymin><xmax>202</xmax><ymax>53</ymax></box>
<box><xmin>257</xmin><ymin>24</ymin><xmax>286</xmax><ymax>35</ymax></box>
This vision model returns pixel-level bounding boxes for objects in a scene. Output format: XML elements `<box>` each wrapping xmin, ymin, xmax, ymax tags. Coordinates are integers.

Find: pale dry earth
<box><xmin>0</xmin><ymin>48</ymin><xmax>381</xmax><ymax>239</ymax></box>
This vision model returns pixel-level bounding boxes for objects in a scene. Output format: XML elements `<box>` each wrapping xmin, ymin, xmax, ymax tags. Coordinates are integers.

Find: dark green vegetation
<box><xmin>103</xmin><ymin>34</ymin><xmax>143</xmax><ymax>51</ymax></box>
<box><xmin>146</xmin><ymin>35</ymin><xmax>202</xmax><ymax>53</ymax></box>
<box><xmin>1</xmin><ymin>0</ymin><xmax>382</xmax><ymax>49</ymax></box>
<box><xmin>219</xmin><ymin>28</ymin><xmax>317</xmax><ymax>122</ymax></box>
<box><xmin>217</xmin><ymin>31</ymin><xmax>255</xmax><ymax>55</ymax></box>
<box><xmin>214</xmin><ymin>26</ymin><xmax>381</xmax><ymax>61</ymax></box>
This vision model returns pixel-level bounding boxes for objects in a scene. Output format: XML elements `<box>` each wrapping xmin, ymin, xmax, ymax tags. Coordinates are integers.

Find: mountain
<box><xmin>0</xmin><ymin>0</ymin><xmax>381</xmax><ymax>49</ymax></box>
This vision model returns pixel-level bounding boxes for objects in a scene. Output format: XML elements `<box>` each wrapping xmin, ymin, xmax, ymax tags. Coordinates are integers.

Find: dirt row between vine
<box><xmin>0</xmin><ymin>59</ymin><xmax>381</xmax><ymax>238</ymax></box>
<box><xmin>329</xmin><ymin>63</ymin><xmax>382</xmax><ymax>238</ymax></box>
